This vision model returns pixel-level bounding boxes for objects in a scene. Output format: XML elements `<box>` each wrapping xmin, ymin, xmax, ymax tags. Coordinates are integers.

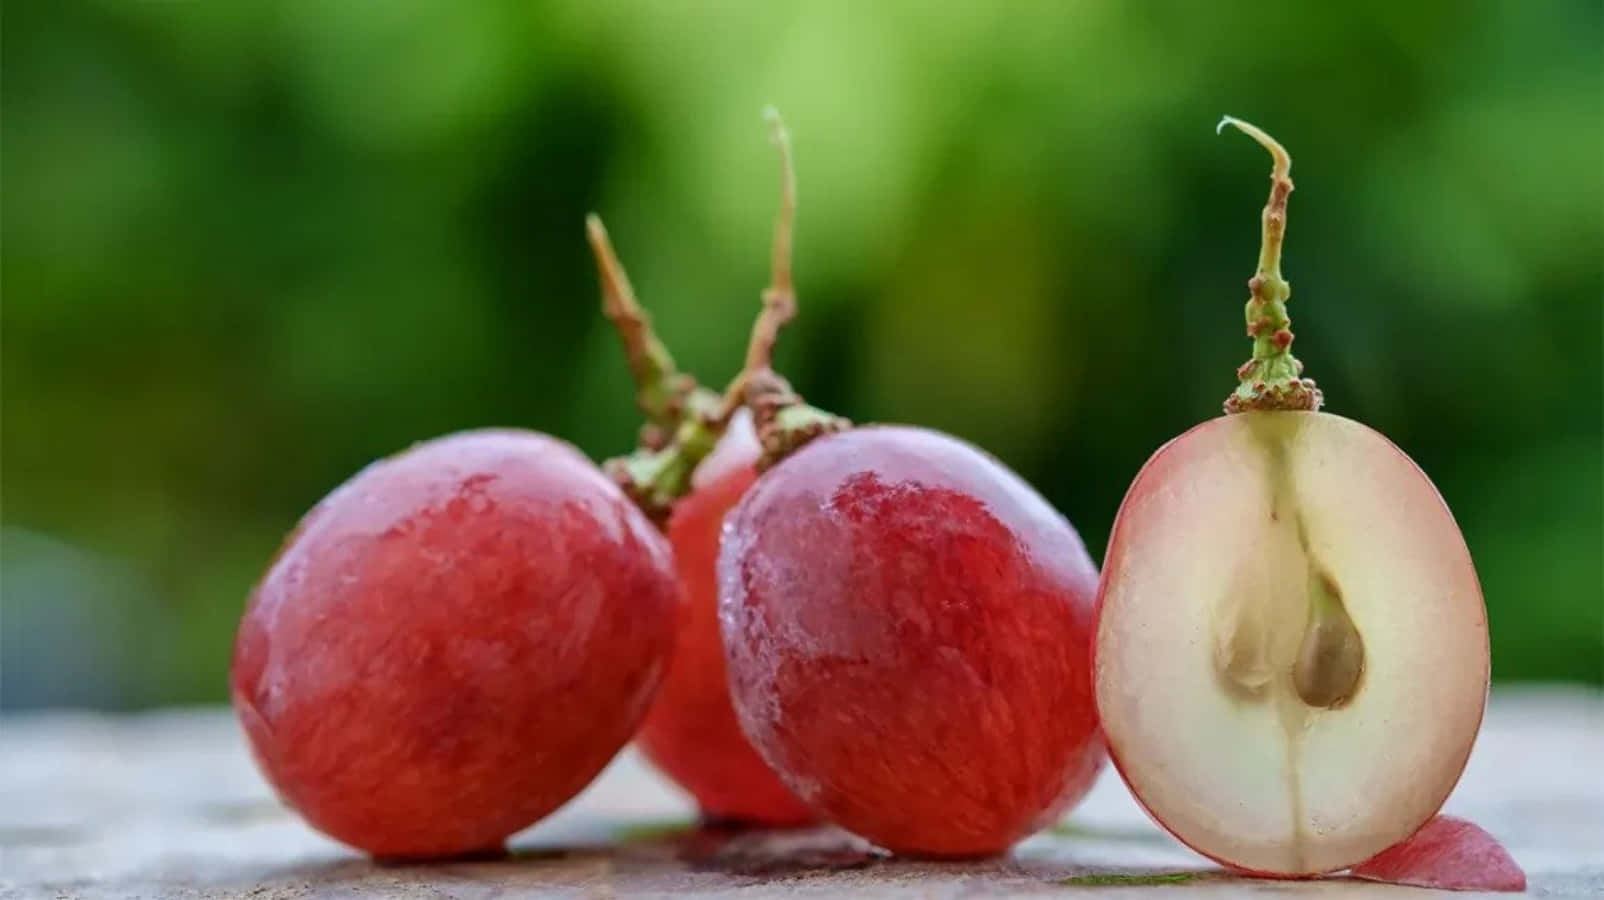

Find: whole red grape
<box><xmin>231</xmin><ymin>429</ymin><xmax>678</xmax><ymax>859</ymax></box>
<box><xmin>582</xmin><ymin>215</ymin><xmax>816</xmax><ymax>825</ymax></box>
<box><xmin>718</xmin><ymin>425</ymin><xmax>1104</xmax><ymax>857</ymax></box>
<box><xmin>635</xmin><ymin>413</ymin><xmax>816</xmax><ymax>826</ymax></box>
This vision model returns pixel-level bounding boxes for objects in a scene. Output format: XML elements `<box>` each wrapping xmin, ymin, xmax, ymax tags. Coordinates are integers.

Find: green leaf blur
<box><xmin>3</xmin><ymin>0</ymin><xmax>1599</xmax><ymax>708</ymax></box>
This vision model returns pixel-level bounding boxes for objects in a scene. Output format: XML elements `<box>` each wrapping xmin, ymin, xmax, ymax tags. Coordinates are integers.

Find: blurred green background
<box><xmin>3</xmin><ymin>1</ymin><xmax>1600</xmax><ymax>709</ymax></box>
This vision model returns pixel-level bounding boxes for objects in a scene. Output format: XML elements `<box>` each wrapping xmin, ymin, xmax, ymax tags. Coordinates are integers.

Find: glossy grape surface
<box><xmin>719</xmin><ymin>425</ymin><xmax>1104</xmax><ymax>857</ymax></box>
<box><xmin>639</xmin><ymin>470</ymin><xmax>817</xmax><ymax>825</ymax></box>
<box><xmin>231</xmin><ymin>429</ymin><xmax>678</xmax><ymax>858</ymax></box>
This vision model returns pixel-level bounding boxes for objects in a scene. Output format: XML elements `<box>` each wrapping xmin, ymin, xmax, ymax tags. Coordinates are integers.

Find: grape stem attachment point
<box><xmin>1217</xmin><ymin>116</ymin><xmax>1324</xmax><ymax>414</ymax></box>
<box><xmin>587</xmin><ymin>214</ymin><xmax>725</xmax><ymax>523</ymax></box>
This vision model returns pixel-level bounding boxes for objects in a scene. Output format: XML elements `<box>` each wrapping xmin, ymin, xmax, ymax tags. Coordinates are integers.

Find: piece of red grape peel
<box><xmin>1350</xmin><ymin>816</ymin><xmax>1526</xmax><ymax>892</ymax></box>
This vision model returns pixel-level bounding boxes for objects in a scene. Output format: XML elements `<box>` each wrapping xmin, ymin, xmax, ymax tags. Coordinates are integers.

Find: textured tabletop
<box><xmin>3</xmin><ymin>687</ymin><xmax>1601</xmax><ymax>899</ymax></box>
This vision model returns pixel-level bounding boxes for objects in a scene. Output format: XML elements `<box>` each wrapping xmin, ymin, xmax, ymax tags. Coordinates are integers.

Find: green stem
<box><xmin>605</xmin><ymin>107</ymin><xmax>852</xmax><ymax>519</ymax></box>
<box><xmin>1217</xmin><ymin>117</ymin><xmax>1323</xmax><ymax>414</ymax></box>
<box><xmin>604</xmin><ymin>388</ymin><xmax>724</xmax><ymax>525</ymax></box>
<box><xmin>588</xmin><ymin>214</ymin><xmax>730</xmax><ymax>522</ymax></box>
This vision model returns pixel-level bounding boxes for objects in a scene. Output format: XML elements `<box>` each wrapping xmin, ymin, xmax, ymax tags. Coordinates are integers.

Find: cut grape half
<box><xmin>1094</xmin><ymin>410</ymin><xmax>1489</xmax><ymax>876</ymax></box>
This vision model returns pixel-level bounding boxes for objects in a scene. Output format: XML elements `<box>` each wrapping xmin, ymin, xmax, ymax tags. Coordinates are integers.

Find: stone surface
<box><xmin>1</xmin><ymin>687</ymin><xmax>1600</xmax><ymax>898</ymax></box>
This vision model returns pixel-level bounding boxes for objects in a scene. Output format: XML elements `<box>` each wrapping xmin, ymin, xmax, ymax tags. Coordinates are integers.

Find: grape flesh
<box><xmin>718</xmin><ymin>425</ymin><xmax>1104</xmax><ymax>857</ymax></box>
<box><xmin>637</xmin><ymin>416</ymin><xmax>816</xmax><ymax>825</ymax></box>
<box><xmin>1095</xmin><ymin>411</ymin><xmax>1488</xmax><ymax>876</ymax></box>
<box><xmin>231</xmin><ymin>429</ymin><xmax>678</xmax><ymax>858</ymax></box>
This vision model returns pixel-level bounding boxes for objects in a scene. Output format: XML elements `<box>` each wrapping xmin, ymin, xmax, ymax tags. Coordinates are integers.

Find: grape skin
<box><xmin>231</xmin><ymin>428</ymin><xmax>678</xmax><ymax>858</ymax></box>
<box><xmin>718</xmin><ymin>425</ymin><xmax>1104</xmax><ymax>857</ymax></box>
<box><xmin>638</xmin><ymin>452</ymin><xmax>817</xmax><ymax>825</ymax></box>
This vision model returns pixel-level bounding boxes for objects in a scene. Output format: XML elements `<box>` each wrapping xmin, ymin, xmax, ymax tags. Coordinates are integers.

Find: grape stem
<box><xmin>587</xmin><ymin>215</ymin><xmax>726</xmax><ymax>523</ymax></box>
<box><xmin>587</xmin><ymin>215</ymin><xmax>717</xmax><ymax>447</ymax></box>
<box><xmin>1217</xmin><ymin>116</ymin><xmax>1323</xmax><ymax>414</ymax></box>
<box><xmin>749</xmin><ymin>106</ymin><xmax>798</xmax><ymax>376</ymax></box>
<box><xmin>599</xmin><ymin>108</ymin><xmax>848</xmax><ymax>519</ymax></box>
<box><xmin>589</xmin><ymin>109</ymin><xmax>844</xmax><ymax>519</ymax></box>
<box><xmin>715</xmin><ymin>107</ymin><xmax>850</xmax><ymax>470</ymax></box>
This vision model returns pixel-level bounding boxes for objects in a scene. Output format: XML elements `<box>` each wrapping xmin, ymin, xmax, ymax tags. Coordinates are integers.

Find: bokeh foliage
<box><xmin>3</xmin><ymin>0</ymin><xmax>1600</xmax><ymax>708</ymax></box>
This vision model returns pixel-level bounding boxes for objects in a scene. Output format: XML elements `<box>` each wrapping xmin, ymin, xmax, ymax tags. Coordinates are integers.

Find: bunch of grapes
<box><xmin>230</xmin><ymin>111</ymin><xmax>1520</xmax><ymax>891</ymax></box>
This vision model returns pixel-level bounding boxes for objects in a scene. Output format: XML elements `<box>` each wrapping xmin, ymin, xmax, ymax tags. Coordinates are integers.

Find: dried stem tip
<box><xmin>716</xmin><ymin>107</ymin><xmax>848</xmax><ymax>469</ymax></box>
<box><xmin>1217</xmin><ymin>117</ymin><xmax>1323</xmax><ymax>414</ymax></box>
<box><xmin>588</xmin><ymin>214</ymin><xmax>727</xmax><ymax>522</ymax></box>
<box><xmin>746</xmin><ymin>107</ymin><xmax>799</xmax><ymax>375</ymax></box>
<box><xmin>586</xmin><ymin>214</ymin><xmax>696</xmax><ymax>429</ymax></box>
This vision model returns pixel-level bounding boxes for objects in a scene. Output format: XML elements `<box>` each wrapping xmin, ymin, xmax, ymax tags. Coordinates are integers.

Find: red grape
<box><xmin>718</xmin><ymin>425</ymin><xmax>1104</xmax><ymax>857</ymax></box>
<box><xmin>690</xmin><ymin>112</ymin><xmax>1102</xmax><ymax>855</ymax></box>
<box><xmin>231</xmin><ymin>429</ymin><xmax>678</xmax><ymax>858</ymax></box>
<box><xmin>636</xmin><ymin>415</ymin><xmax>816</xmax><ymax>826</ymax></box>
<box><xmin>584</xmin><ymin>215</ymin><xmax>817</xmax><ymax>826</ymax></box>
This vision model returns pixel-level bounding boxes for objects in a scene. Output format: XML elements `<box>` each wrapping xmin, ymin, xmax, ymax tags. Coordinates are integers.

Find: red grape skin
<box><xmin>231</xmin><ymin>429</ymin><xmax>678</xmax><ymax>859</ymax></box>
<box><xmin>1353</xmin><ymin>816</ymin><xmax>1526</xmax><ymax>892</ymax></box>
<box><xmin>718</xmin><ymin>426</ymin><xmax>1104</xmax><ymax>857</ymax></box>
<box><xmin>637</xmin><ymin>441</ymin><xmax>816</xmax><ymax>826</ymax></box>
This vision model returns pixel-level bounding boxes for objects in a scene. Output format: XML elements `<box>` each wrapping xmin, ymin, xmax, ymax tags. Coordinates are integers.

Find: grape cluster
<box><xmin>230</xmin><ymin>113</ymin><xmax>1514</xmax><ymax>891</ymax></box>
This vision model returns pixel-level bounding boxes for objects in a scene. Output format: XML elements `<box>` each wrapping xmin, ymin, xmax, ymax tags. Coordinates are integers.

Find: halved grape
<box><xmin>1094</xmin><ymin>411</ymin><xmax>1488</xmax><ymax>875</ymax></box>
